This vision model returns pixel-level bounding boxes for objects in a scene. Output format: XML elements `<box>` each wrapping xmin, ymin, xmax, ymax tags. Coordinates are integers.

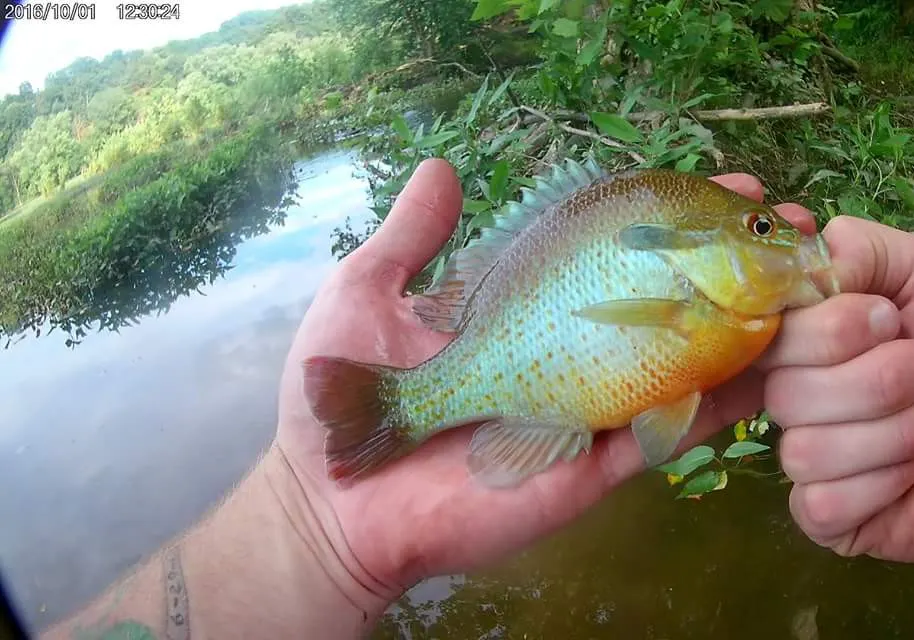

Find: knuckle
<box><xmin>778</xmin><ymin>429</ymin><xmax>813</xmax><ymax>481</ymax></box>
<box><xmin>823</xmin><ymin>214</ymin><xmax>862</xmax><ymax>241</ymax></box>
<box><xmin>873</xmin><ymin>346</ymin><xmax>914</xmax><ymax>413</ymax></box>
<box><xmin>894</xmin><ymin>412</ymin><xmax>914</xmax><ymax>461</ymax></box>
<box><xmin>795</xmin><ymin>483</ymin><xmax>841</xmax><ymax>534</ymax></box>
<box><xmin>817</xmin><ymin>305</ymin><xmax>862</xmax><ymax>361</ymax></box>
<box><xmin>764</xmin><ymin>370</ymin><xmax>797</xmax><ymax>426</ymax></box>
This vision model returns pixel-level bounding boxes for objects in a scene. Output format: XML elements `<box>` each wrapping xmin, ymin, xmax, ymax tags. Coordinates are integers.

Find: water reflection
<box><xmin>376</xmin><ymin>451</ymin><xmax>914</xmax><ymax>639</ymax></box>
<box><xmin>3</xmin><ymin>147</ymin><xmax>914</xmax><ymax>639</ymax></box>
<box><xmin>0</xmin><ymin>149</ymin><xmax>372</xmax><ymax>631</ymax></box>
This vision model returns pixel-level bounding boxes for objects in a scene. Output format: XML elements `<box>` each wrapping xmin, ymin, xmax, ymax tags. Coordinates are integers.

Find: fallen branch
<box><xmin>515</xmin><ymin>102</ymin><xmax>831</xmax><ymax>128</ymax></box>
<box><xmin>630</xmin><ymin>102</ymin><xmax>831</xmax><ymax>122</ymax></box>
<box><xmin>520</xmin><ymin>105</ymin><xmax>646</xmax><ymax>164</ymax></box>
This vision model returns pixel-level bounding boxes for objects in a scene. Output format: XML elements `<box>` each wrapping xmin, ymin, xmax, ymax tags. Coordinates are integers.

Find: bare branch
<box><xmin>520</xmin><ymin>106</ymin><xmax>646</xmax><ymax>164</ymax></box>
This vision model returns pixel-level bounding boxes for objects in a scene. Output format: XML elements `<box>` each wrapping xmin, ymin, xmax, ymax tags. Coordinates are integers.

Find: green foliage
<box><xmin>328</xmin><ymin>0</ymin><xmax>479</xmax><ymax>59</ymax></box>
<box><xmin>656</xmin><ymin>412</ymin><xmax>777</xmax><ymax>500</ymax></box>
<box><xmin>0</xmin><ymin>124</ymin><xmax>295</xmax><ymax>345</ymax></box>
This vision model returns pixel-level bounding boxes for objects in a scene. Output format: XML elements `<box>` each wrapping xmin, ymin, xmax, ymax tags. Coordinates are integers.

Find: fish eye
<box><xmin>745</xmin><ymin>212</ymin><xmax>775</xmax><ymax>237</ymax></box>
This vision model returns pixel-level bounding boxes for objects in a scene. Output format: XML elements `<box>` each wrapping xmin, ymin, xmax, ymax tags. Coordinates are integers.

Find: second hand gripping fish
<box><xmin>303</xmin><ymin>157</ymin><xmax>840</xmax><ymax>488</ymax></box>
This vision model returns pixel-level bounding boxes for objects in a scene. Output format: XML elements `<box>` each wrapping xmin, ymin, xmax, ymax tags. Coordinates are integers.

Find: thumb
<box><xmin>351</xmin><ymin>158</ymin><xmax>463</xmax><ymax>290</ymax></box>
<box><xmin>824</xmin><ymin>216</ymin><xmax>914</xmax><ymax>303</ymax></box>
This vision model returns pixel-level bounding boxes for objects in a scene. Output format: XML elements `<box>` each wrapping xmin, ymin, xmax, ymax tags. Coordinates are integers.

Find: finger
<box><xmin>755</xmin><ymin>293</ymin><xmax>900</xmax><ymax>370</ymax></box>
<box><xmin>709</xmin><ymin>173</ymin><xmax>764</xmax><ymax>202</ymax></box>
<box><xmin>766</xmin><ymin>340</ymin><xmax>914</xmax><ymax>426</ymax></box>
<box><xmin>773</xmin><ymin>203</ymin><xmax>817</xmax><ymax>236</ymax></box>
<box><xmin>823</xmin><ymin>215</ymin><xmax>914</xmax><ymax>299</ymax></box>
<box><xmin>780</xmin><ymin>404</ymin><xmax>914</xmax><ymax>484</ymax></box>
<box><xmin>789</xmin><ymin>460</ymin><xmax>914</xmax><ymax>542</ymax></box>
<box><xmin>350</xmin><ymin>158</ymin><xmax>463</xmax><ymax>287</ymax></box>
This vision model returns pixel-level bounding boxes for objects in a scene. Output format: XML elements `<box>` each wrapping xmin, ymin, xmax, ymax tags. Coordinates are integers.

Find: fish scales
<box><xmin>397</xmin><ymin>172</ymin><xmax>763</xmax><ymax>435</ymax></box>
<box><xmin>303</xmin><ymin>159</ymin><xmax>840</xmax><ymax>486</ymax></box>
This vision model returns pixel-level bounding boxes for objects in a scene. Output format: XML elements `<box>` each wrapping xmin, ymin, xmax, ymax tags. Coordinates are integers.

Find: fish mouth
<box><xmin>797</xmin><ymin>233</ymin><xmax>841</xmax><ymax>299</ymax></box>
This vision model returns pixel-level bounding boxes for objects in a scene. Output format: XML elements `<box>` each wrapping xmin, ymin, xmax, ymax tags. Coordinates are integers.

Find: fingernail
<box><xmin>870</xmin><ymin>299</ymin><xmax>900</xmax><ymax>341</ymax></box>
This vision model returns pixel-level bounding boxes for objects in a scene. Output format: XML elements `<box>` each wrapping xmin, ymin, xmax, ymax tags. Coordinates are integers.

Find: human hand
<box><xmin>764</xmin><ymin>216</ymin><xmax>914</xmax><ymax>561</ymax></box>
<box><xmin>272</xmin><ymin>158</ymin><xmax>828</xmax><ymax>605</ymax></box>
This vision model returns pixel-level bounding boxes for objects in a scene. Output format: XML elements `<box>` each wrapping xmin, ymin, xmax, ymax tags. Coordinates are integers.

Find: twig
<box><xmin>520</xmin><ymin>105</ymin><xmax>646</xmax><ymax>164</ymax></box>
<box><xmin>392</xmin><ymin>57</ymin><xmax>483</xmax><ymax>78</ymax></box>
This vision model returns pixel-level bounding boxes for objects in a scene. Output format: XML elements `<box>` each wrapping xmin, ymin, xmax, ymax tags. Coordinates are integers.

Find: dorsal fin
<box><xmin>411</xmin><ymin>156</ymin><xmax>608</xmax><ymax>332</ymax></box>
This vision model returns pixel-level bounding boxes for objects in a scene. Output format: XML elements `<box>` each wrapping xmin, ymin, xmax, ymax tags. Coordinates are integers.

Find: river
<box><xmin>3</xmin><ymin>148</ymin><xmax>914</xmax><ymax>639</ymax></box>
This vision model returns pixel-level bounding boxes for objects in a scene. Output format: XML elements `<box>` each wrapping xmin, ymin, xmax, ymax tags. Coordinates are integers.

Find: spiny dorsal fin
<box><xmin>412</xmin><ymin>156</ymin><xmax>608</xmax><ymax>332</ymax></box>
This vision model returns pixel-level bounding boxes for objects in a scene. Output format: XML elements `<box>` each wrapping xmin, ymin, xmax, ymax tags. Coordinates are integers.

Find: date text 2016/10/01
<box><xmin>5</xmin><ymin>2</ymin><xmax>96</xmax><ymax>21</ymax></box>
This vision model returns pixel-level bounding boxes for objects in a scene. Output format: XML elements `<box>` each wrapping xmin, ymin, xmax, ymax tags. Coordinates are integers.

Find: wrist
<box><xmin>181</xmin><ymin>441</ymin><xmax>393</xmax><ymax>638</ymax></box>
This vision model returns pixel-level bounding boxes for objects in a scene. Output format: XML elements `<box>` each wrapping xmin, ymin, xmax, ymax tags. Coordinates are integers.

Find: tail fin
<box><xmin>302</xmin><ymin>355</ymin><xmax>414</xmax><ymax>484</ymax></box>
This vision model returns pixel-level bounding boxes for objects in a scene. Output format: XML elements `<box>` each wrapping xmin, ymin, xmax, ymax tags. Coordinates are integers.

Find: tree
<box><xmin>328</xmin><ymin>0</ymin><xmax>479</xmax><ymax>59</ymax></box>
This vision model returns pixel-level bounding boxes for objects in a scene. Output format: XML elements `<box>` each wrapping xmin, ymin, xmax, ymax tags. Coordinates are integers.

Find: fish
<box><xmin>302</xmin><ymin>157</ymin><xmax>840</xmax><ymax>488</ymax></box>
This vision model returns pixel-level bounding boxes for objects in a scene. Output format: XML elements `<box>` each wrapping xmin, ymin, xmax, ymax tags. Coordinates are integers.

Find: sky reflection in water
<box><xmin>0</xmin><ymin>149</ymin><xmax>371</xmax><ymax>630</ymax></box>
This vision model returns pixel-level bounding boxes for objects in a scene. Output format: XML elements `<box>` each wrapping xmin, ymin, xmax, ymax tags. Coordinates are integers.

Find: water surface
<box><xmin>2</xmin><ymin>148</ymin><xmax>914</xmax><ymax>639</ymax></box>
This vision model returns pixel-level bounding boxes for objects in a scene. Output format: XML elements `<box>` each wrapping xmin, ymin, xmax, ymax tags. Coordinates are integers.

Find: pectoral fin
<box><xmin>467</xmin><ymin>418</ymin><xmax>593</xmax><ymax>489</ymax></box>
<box><xmin>631</xmin><ymin>391</ymin><xmax>703</xmax><ymax>468</ymax></box>
<box><xmin>619</xmin><ymin>223</ymin><xmax>718</xmax><ymax>251</ymax></box>
<box><xmin>572</xmin><ymin>299</ymin><xmax>694</xmax><ymax>337</ymax></box>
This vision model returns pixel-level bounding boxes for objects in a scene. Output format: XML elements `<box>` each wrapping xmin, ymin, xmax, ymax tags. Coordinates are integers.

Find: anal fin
<box><xmin>631</xmin><ymin>391</ymin><xmax>702</xmax><ymax>468</ymax></box>
<box><xmin>467</xmin><ymin>417</ymin><xmax>593</xmax><ymax>489</ymax></box>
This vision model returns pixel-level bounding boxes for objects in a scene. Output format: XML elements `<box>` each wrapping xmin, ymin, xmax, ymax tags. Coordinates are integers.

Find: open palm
<box><xmin>274</xmin><ymin>158</ymin><xmax>820</xmax><ymax>597</ymax></box>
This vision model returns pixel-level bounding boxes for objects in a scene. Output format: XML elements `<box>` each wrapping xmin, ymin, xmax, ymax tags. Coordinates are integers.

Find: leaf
<box><xmin>487</xmin><ymin>72</ymin><xmax>515</xmax><ymax>107</ymax></box>
<box><xmin>675</xmin><ymin>153</ymin><xmax>702</xmax><ymax>172</ymax></box>
<box><xmin>723</xmin><ymin>441</ymin><xmax>771</xmax><ymax>459</ymax></box>
<box><xmin>391</xmin><ymin>115</ymin><xmax>412</xmax><ymax>142</ymax></box>
<box><xmin>471</xmin><ymin>0</ymin><xmax>516</xmax><ymax>20</ymax></box>
<box><xmin>681</xmin><ymin>92</ymin><xmax>715</xmax><ymax>110</ymax></box>
<box><xmin>412</xmin><ymin>130</ymin><xmax>459</xmax><ymax>149</ymax></box>
<box><xmin>667</xmin><ymin>473</ymin><xmax>684</xmax><ymax>486</ymax></box>
<box><xmin>751</xmin><ymin>417</ymin><xmax>769</xmax><ymax>435</ymax></box>
<box><xmin>538</xmin><ymin>0</ymin><xmax>559</xmax><ymax>13</ymax></box>
<box><xmin>677</xmin><ymin>470</ymin><xmax>728</xmax><ymax>499</ymax></box>
<box><xmin>489</xmin><ymin>159</ymin><xmax>510</xmax><ymax>201</ymax></box>
<box><xmin>462</xmin><ymin>198</ymin><xmax>492</xmax><ymax>214</ymax></box>
<box><xmin>466</xmin><ymin>210</ymin><xmax>495</xmax><ymax>235</ymax></box>
<box><xmin>751</xmin><ymin>0</ymin><xmax>795</xmax><ymax>23</ymax></box>
<box><xmin>872</xmin><ymin>134</ymin><xmax>912</xmax><ymax>158</ymax></box>
<box><xmin>891</xmin><ymin>177</ymin><xmax>914</xmax><ymax>211</ymax></box>
<box><xmin>733</xmin><ymin>419</ymin><xmax>748</xmax><ymax>442</ymax></box>
<box><xmin>552</xmin><ymin>18</ymin><xmax>579</xmax><ymax>38</ymax></box>
<box><xmin>590</xmin><ymin>112</ymin><xmax>643</xmax><ymax>143</ymax></box>
<box><xmin>577</xmin><ymin>25</ymin><xmax>607</xmax><ymax>67</ymax></box>
<box><xmin>656</xmin><ymin>445</ymin><xmax>715</xmax><ymax>476</ymax></box>
<box><xmin>804</xmin><ymin>168</ymin><xmax>843</xmax><ymax>189</ymax></box>
<box><xmin>466</xmin><ymin>75</ymin><xmax>490</xmax><ymax>125</ymax></box>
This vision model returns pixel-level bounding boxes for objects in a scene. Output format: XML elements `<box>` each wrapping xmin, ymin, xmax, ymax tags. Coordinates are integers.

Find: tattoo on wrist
<box><xmin>163</xmin><ymin>546</ymin><xmax>189</xmax><ymax>640</ymax></box>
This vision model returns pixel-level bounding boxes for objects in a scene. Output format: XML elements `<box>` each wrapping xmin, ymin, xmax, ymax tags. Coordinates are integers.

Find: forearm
<box><xmin>40</xmin><ymin>443</ymin><xmax>391</xmax><ymax>640</ymax></box>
